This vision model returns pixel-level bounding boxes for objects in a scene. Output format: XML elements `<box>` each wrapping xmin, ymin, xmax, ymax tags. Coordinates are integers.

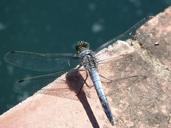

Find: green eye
<box><xmin>75</xmin><ymin>41</ymin><xmax>89</xmax><ymax>53</ymax></box>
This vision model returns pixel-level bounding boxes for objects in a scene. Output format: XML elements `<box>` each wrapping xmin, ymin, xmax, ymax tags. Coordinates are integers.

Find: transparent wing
<box><xmin>14</xmin><ymin>72</ymin><xmax>60</xmax><ymax>97</ymax></box>
<box><xmin>95</xmin><ymin>16</ymin><xmax>152</xmax><ymax>52</ymax></box>
<box><xmin>15</xmin><ymin>69</ymin><xmax>96</xmax><ymax>100</ymax></box>
<box><xmin>39</xmin><ymin>69</ymin><xmax>102</xmax><ymax>100</ymax></box>
<box><xmin>4</xmin><ymin>51</ymin><xmax>79</xmax><ymax>72</ymax></box>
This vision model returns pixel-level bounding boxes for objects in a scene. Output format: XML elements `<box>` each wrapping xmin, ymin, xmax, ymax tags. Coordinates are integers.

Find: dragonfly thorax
<box><xmin>79</xmin><ymin>49</ymin><xmax>97</xmax><ymax>71</ymax></box>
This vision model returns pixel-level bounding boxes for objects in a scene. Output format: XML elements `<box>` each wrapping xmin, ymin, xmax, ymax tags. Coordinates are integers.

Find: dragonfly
<box><xmin>4</xmin><ymin>17</ymin><xmax>150</xmax><ymax>125</ymax></box>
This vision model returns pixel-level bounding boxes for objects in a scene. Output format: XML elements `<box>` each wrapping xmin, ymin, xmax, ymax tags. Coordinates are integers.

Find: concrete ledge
<box><xmin>1</xmin><ymin>6</ymin><xmax>171</xmax><ymax>128</ymax></box>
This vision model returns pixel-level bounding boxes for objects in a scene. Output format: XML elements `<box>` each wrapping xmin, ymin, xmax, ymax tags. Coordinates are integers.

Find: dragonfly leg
<box><xmin>84</xmin><ymin>71</ymin><xmax>94</xmax><ymax>88</ymax></box>
<box><xmin>76</xmin><ymin>65</ymin><xmax>95</xmax><ymax>88</ymax></box>
<box><xmin>76</xmin><ymin>69</ymin><xmax>94</xmax><ymax>96</ymax></box>
<box><xmin>79</xmin><ymin>69</ymin><xmax>93</xmax><ymax>88</ymax></box>
<box><xmin>99</xmin><ymin>74</ymin><xmax>113</xmax><ymax>83</ymax></box>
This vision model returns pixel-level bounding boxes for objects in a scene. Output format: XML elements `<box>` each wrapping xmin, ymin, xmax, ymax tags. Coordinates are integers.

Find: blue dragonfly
<box><xmin>4</xmin><ymin>17</ymin><xmax>150</xmax><ymax>125</ymax></box>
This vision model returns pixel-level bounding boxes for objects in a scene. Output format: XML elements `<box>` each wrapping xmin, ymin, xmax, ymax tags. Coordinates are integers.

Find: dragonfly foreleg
<box><xmin>75</xmin><ymin>70</ymin><xmax>90</xmax><ymax>96</ymax></box>
<box><xmin>78</xmin><ymin>69</ymin><xmax>93</xmax><ymax>88</ymax></box>
<box><xmin>76</xmin><ymin>69</ymin><xmax>94</xmax><ymax>98</ymax></box>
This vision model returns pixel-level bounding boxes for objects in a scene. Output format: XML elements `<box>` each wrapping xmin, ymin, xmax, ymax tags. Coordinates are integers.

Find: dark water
<box><xmin>0</xmin><ymin>0</ymin><xmax>170</xmax><ymax>114</ymax></box>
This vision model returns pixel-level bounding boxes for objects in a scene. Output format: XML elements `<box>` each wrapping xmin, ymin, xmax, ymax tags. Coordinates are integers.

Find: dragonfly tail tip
<box><xmin>110</xmin><ymin>118</ymin><xmax>115</xmax><ymax>126</ymax></box>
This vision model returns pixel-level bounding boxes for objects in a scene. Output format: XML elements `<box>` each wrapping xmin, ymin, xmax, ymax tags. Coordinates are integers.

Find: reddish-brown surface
<box><xmin>1</xmin><ymin>6</ymin><xmax>171</xmax><ymax>128</ymax></box>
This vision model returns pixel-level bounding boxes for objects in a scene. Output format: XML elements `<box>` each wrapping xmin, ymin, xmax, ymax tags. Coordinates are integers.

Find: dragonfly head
<box><xmin>75</xmin><ymin>41</ymin><xmax>89</xmax><ymax>54</ymax></box>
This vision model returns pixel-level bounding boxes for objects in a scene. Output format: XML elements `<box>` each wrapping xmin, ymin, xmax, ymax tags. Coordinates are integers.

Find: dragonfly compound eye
<box><xmin>75</xmin><ymin>41</ymin><xmax>89</xmax><ymax>53</ymax></box>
